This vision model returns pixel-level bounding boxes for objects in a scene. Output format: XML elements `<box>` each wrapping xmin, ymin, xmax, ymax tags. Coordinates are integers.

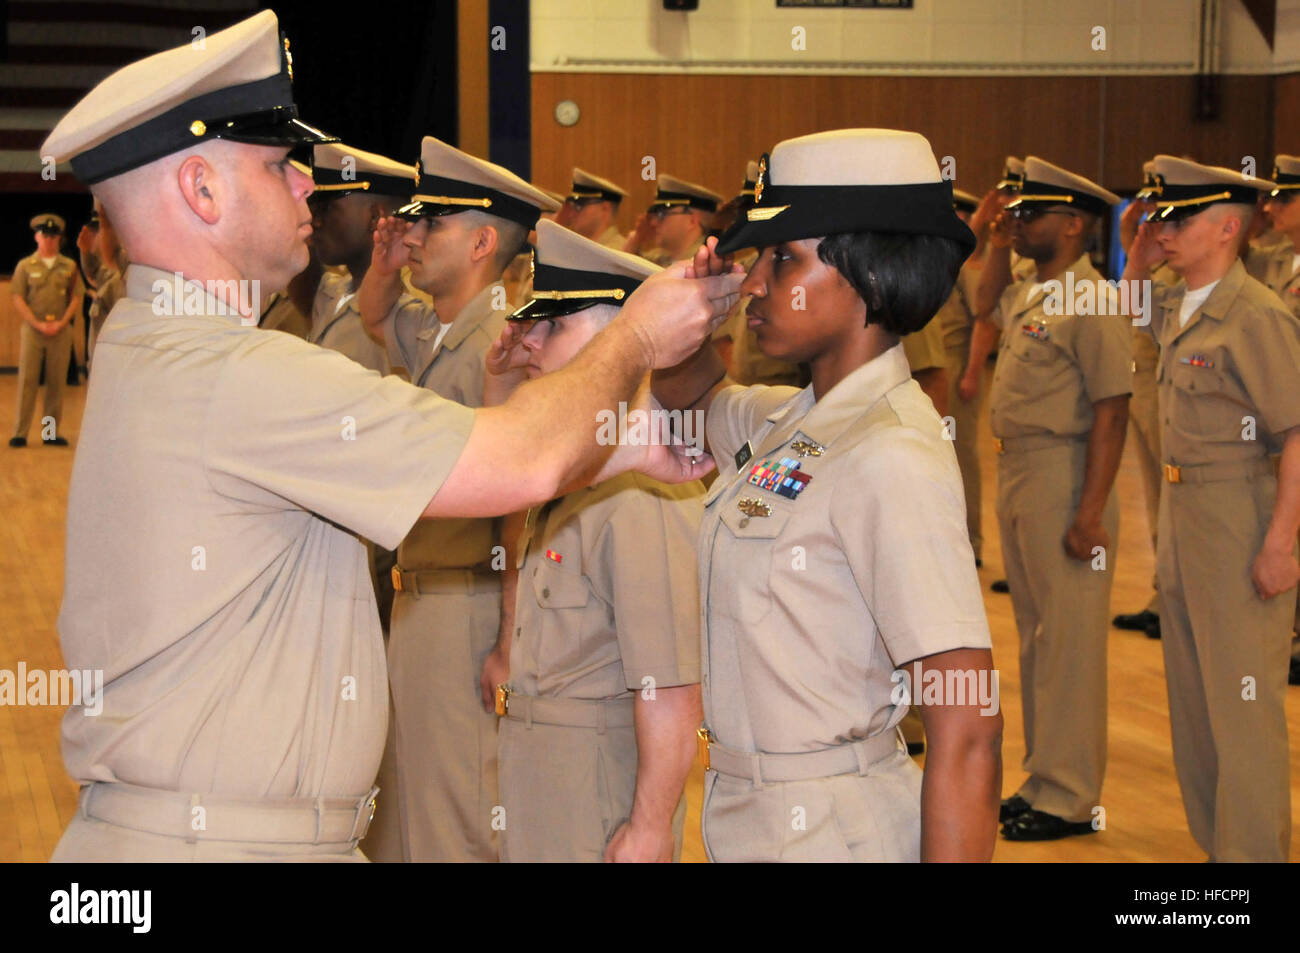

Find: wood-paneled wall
<box><xmin>1275</xmin><ymin>72</ymin><xmax>1300</xmax><ymax>154</ymax></box>
<box><xmin>531</xmin><ymin>72</ymin><xmax>1275</xmax><ymax>230</ymax></box>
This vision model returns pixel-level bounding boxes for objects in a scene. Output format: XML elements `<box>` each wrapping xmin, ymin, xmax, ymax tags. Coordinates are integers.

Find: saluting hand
<box><xmin>1251</xmin><ymin>544</ymin><xmax>1300</xmax><ymax>601</ymax></box>
<box><xmin>76</xmin><ymin>225</ymin><xmax>96</xmax><ymax>257</ymax></box>
<box><xmin>1127</xmin><ymin>221</ymin><xmax>1164</xmax><ymax>272</ymax></box>
<box><xmin>1118</xmin><ymin>200</ymin><xmax>1149</xmax><ymax>253</ymax></box>
<box><xmin>969</xmin><ymin>189</ymin><xmax>1001</xmax><ymax>238</ymax></box>
<box><xmin>370</xmin><ymin>215</ymin><xmax>412</xmax><ymax>277</ymax></box>
<box><xmin>483</xmin><ymin>322</ymin><xmax>531</xmax><ymax>407</ymax></box>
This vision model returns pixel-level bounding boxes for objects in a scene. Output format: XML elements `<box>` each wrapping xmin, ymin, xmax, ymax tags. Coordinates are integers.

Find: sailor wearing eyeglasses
<box><xmin>977</xmin><ymin>157</ymin><xmax>1132</xmax><ymax>842</ymax></box>
<box><xmin>623</xmin><ymin>174</ymin><xmax>722</xmax><ymax>267</ymax></box>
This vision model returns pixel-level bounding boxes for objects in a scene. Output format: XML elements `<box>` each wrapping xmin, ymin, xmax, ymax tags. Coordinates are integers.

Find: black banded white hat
<box><xmin>1270</xmin><ymin>155</ymin><xmax>1300</xmax><ymax>195</ymax></box>
<box><xmin>1146</xmin><ymin>155</ymin><xmax>1270</xmax><ymax>223</ymax></box>
<box><xmin>312</xmin><ymin>143</ymin><xmax>415</xmax><ymax>198</ymax></box>
<box><xmin>715</xmin><ymin>128</ymin><xmax>976</xmax><ymax>256</ymax></box>
<box><xmin>395</xmin><ymin>136</ymin><xmax>561</xmax><ymax>228</ymax></box>
<box><xmin>1006</xmin><ymin>157</ymin><xmax>1121</xmax><ymax>217</ymax></box>
<box><xmin>568</xmin><ymin>167</ymin><xmax>626</xmax><ymax>203</ymax></box>
<box><xmin>952</xmin><ymin>188</ymin><xmax>979</xmax><ymax>213</ymax></box>
<box><xmin>30</xmin><ymin>213</ymin><xmax>66</xmax><ymax>234</ymax></box>
<box><xmin>509</xmin><ymin>219</ymin><xmax>660</xmax><ymax>322</ymax></box>
<box><xmin>650</xmin><ymin>174</ymin><xmax>723</xmax><ymax>214</ymax></box>
<box><xmin>1136</xmin><ymin>160</ymin><xmax>1164</xmax><ymax>201</ymax></box>
<box><xmin>996</xmin><ymin>156</ymin><xmax>1025</xmax><ymax>192</ymax></box>
<box><xmin>41</xmin><ymin>10</ymin><xmax>335</xmax><ymax>185</ymax></box>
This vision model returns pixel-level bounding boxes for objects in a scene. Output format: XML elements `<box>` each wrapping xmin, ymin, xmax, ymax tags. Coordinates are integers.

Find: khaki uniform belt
<box><xmin>499</xmin><ymin>690</ymin><xmax>635</xmax><ymax>731</ymax></box>
<box><xmin>392</xmin><ymin>565</ymin><xmax>498</xmax><ymax>595</ymax></box>
<box><xmin>698</xmin><ymin>728</ymin><xmax>903</xmax><ymax>784</ymax></box>
<box><xmin>993</xmin><ymin>433</ymin><xmax>1085</xmax><ymax>455</ymax></box>
<box><xmin>77</xmin><ymin>780</ymin><xmax>379</xmax><ymax>846</ymax></box>
<box><xmin>1162</xmin><ymin>457</ymin><xmax>1273</xmax><ymax>485</ymax></box>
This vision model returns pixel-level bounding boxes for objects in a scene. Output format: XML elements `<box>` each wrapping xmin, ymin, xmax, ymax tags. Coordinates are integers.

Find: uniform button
<box><xmin>542</xmin><ymin>587</ymin><xmax>550</xmax><ymax>599</ymax></box>
<box><xmin>739</xmin><ymin>517</ymin><xmax>750</xmax><ymax>528</ymax></box>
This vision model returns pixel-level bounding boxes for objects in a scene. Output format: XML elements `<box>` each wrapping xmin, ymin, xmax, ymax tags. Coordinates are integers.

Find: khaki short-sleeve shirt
<box><xmin>933</xmin><ymin>265</ymin><xmax>979</xmax><ymax>353</ymax></box>
<box><xmin>988</xmin><ymin>254</ymin><xmax>1133</xmax><ymax>439</ymax></box>
<box><xmin>1151</xmin><ymin>258</ymin><xmax>1300</xmax><ymax>464</ymax></box>
<box><xmin>510</xmin><ymin>473</ymin><xmax>704</xmax><ymax>699</ymax></box>
<box><xmin>309</xmin><ymin>269</ymin><xmax>390</xmax><ymax>375</ymax></box>
<box><xmin>58</xmin><ymin>265</ymin><xmax>476</xmax><ymax>799</ymax></box>
<box><xmin>387</xmin><ymin>283</ymin><xmax>507</xmax><ymax>571</ymax></box>
<box><xmin>700</xmin><ymin>345</ymin><xmax>991</xmax><ymax>753</ymax></box>
<box><xmin>12</xmin><ymin>252</ymin><xmax>83</xmax><ymax>319</ymax></box>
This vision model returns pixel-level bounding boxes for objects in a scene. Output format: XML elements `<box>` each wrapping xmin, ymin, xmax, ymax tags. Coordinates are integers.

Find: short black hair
<box><xmin>816</xmin><ymin>231</ymin><xmax>968</xmax><ymax>336</ymax></box>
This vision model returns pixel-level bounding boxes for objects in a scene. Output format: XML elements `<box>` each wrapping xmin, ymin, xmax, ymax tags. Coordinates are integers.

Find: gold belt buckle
<box><xmin>1163</xmin><ymin>463</ymin><xmax>1181</xmax><ymax>484</ymax></box>
<box><xmin>993</xmin><ymin>437</ymin><xmax>1005</xmax><ymax>455</ymax></box>
<box><xmin>390</xmin><ymin>566</ymin><xmax>403</xmax><ymax>592</ymax></box>
<box><xmin>494</xmin><ymin>684</ymin><xmax>510</xmax><ymax>717</ymax></box>
<box><xmin>696</xmin><ymin>727</ymin><xmax>712</xmax><ymax>771</ymax></box>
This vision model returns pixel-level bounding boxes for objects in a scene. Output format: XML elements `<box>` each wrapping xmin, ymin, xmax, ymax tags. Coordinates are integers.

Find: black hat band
<box><xmin>715</xmin><ymin>179</ymin><xmax>976</xmax><ymax>257</ymax></box>
<box><xmin>651</xmin><ymin>190</ymin><xmax>717</xmax><ymax>213</ymax></box>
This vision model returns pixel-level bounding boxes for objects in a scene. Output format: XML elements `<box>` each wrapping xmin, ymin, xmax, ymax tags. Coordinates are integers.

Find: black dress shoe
<box><xmin>999</xmin><ymin>794</ymin><xmax>1031</xmax><ymax>823</ymax></box>
<box><xmin>1144</xmin><ymin>617</ymin><xmax>1161</xmax><ymax>639</ymax></box>
<box><xmin>975</xmin><ymin>557</ymin><xmax>983</xmax><ymax>569</ymax></box>
<box><xmin>906</xmin><ymin>741</ymin><xmax>925</xmax><ymax>755</ymax></box>
<box><xmin>1113</xmin><ymin>609</ymin><xmax>1158</xmax><ymax>631</ymax></box>
<box><xmin>8</xmin><ymin>437</ymin><xmax>26</xmax><ymax>448</ymax></box>
<box><xmin>1000</xmin><ymin>809</ymin><xmax>1097</xmax><ymax>841</ymax></box>
<box><xmin>1289</xmin><ymin>657</ymin><xmax>1300</xmax><ymax>686</ymax></box>
<box><xmin>991</xmin><ymin>579</ymin><xmax>1010</xmax><ymax>594</ymax></box>
<box><xmin>42</xmin><ymin>436</ymin><xmax>69</xmax><ymax>446</ymax></box>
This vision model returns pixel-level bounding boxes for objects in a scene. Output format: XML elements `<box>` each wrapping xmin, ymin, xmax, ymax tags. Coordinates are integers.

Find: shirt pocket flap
<box><xmin>532</xmin><ymin>560</ymin><xmax>590</xmax><ymax>608</ymax></box>
<box><xmin>718</xmin><ymin>497</ymin><xmax>792</xmax><ymax>539</ymax></box>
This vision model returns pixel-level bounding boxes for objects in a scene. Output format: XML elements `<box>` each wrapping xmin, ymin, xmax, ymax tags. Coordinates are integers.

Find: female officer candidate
<box><xmin>654</xmin><ymin>128</ymin><xmax>1003</xmax><ymax>862</ymax></box>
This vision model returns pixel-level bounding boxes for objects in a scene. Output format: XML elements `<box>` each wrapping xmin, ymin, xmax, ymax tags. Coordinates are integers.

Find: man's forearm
<box><xmin>629</xmin><ymin>683</ymin><xmax>701</xmax><ymax>830</ymax></box>
<box><xmin>357</xmin><ymin>266</ymin><xmax>403</xmax><ymax>344</ymax></box>
<box><xmin>920</xmin><ymin>724</ymin><xmax>1001</xmax><ymax>862</ymax></box>
<box><xmin>974</xmin><ymin>243</ymin><xmax>1012</xmax><ymax>318</ymax></box>
<box><xmin>1264</xmin><ymin>428</ymin><xmax>1300</xmax><ymax>552</ymax></box>
<box><xmin>963</xmin><ymin>317</ymin><xmax>998</xmax><ymax>383</ymax></box>
<box><xmin>1077</xmin><ymin>396</ymin><xmax>1129</xmax><ymax>521</ymax></box>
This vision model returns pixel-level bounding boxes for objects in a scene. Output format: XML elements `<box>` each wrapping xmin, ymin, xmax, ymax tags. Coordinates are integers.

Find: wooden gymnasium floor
<box><xmin>1</xmin><ymin>368</ymin><xmax>1298</xmax><ymax>863</ymax></box>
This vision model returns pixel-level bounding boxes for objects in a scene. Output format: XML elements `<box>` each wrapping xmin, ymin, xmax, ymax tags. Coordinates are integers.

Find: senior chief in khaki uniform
<box><xmin>1123</xmin><ymin>156</ymin><xmax>1300</xmax><ymax>863</ymax></box>
<box><xmin>39</xmin><ymin>10</ymin><xmax>741</xmax><ymax>862</ymax></box>
<box><xmin>655</xmin><ymin>129</ymin><xmax>1002</xmax><ymax>863</ymax></box>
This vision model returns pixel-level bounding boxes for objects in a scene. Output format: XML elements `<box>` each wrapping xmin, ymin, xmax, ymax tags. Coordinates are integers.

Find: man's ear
<box><xmin>471</xmin><ymin>223</ymin><xmax>499</xmax><ymax>264</ymax></box>
<box><xmin>177</xmin><ymin>154</ymin><xmax>221</xmax><ymax>225</ymax></box>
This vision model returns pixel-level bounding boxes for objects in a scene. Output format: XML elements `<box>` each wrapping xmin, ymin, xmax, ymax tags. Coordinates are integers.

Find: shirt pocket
<box><xmin>715</xmin><ymin>496</ymin><xmax>793</xmax><ymax>624</ymax></box>
<box><xmin>532</xmin><ymin>559</ymin><xmax>591</xmax><ymax>609</ymax></box>
<box><xmin>1008</xmin><ymin>329</ymin><xmax>1057</xmax><ymax>365</ymax></box>
<box><xmin>1168</xmin><ymin>362</ymin><xmax>1245</xmax><ymax>442</ymax></box>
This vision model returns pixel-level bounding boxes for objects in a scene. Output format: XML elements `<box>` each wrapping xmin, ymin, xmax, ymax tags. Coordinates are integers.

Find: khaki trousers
<box><xmin>1129</xmin><ymin>360</ymin><xmax>1163</xmax><ymax>615</ymax></box>
<box><xmin>497</xmin><ymin>716</ymin><xmax>685</xmax><ymax>862</ymax></box>
<box><xmin>944</xmin><ymin>345</ymin><xmax>984</xmax><ymax>560</ymax></box>
<box><xmin>1157</xmin><ymin>471</ymin><xmax>1293</xmax><ymax>862</ymax></box>
<box><xmin>387</xmin><ymin>580</ymin><xmax>501</xmax><ymax>861</ymax></box>
<box><xmin>996</xmin><ymin>440</ymin><xmax>1115</xmax><ymax>822</ymax></box>
<box><xmin>701</xmin><ymin>747</ymin><xmax>923</xmax><ymax>862</ymax></box>
<box><xmin>13</xmin><ymin>323</ymin><xmax>72</xmax><ymax>440</ymax></box>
